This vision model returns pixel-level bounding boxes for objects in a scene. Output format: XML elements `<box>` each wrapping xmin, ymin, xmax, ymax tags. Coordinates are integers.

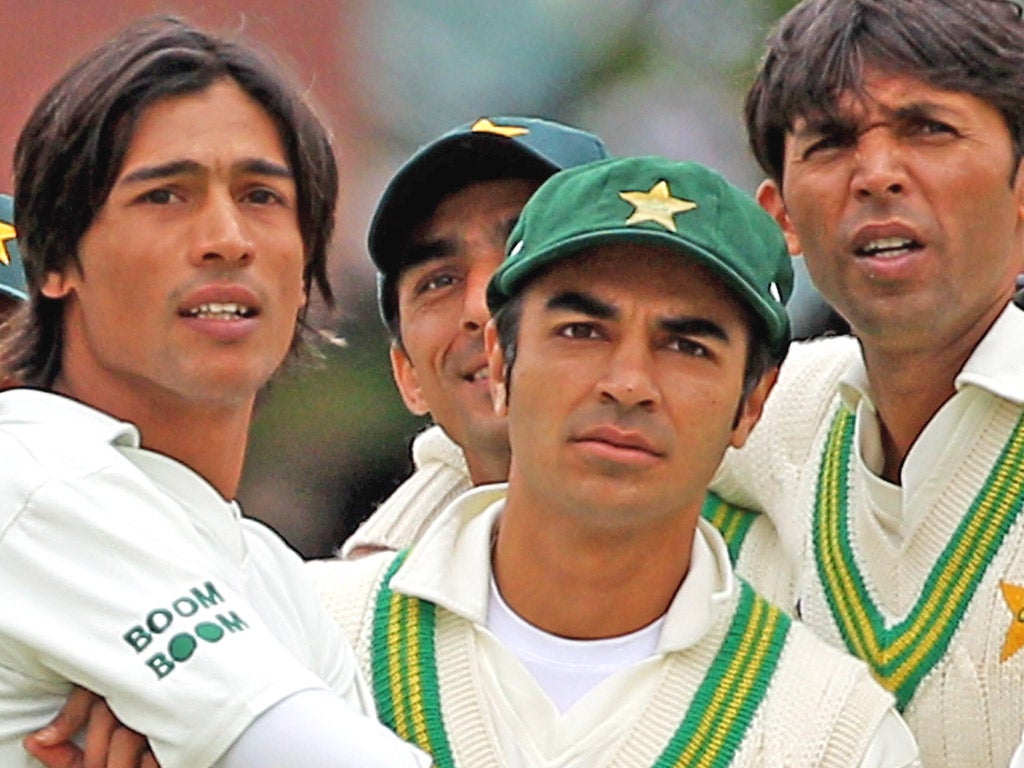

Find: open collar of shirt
<box><xmin>390</xmin><ymin>483</ymin><xmax>737</xmax><ymax>654</ymax></box>
<box><xmin>838</xmin><ymin>301</ymin><xmax>1024</xmax><ymax>412</ymax></box>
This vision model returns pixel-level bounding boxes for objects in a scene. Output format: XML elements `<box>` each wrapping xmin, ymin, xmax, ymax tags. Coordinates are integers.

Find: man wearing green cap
<box><xmin>341</xmin><ymin>117</ymin><xmax>791</xmax><ymax>594</ymax></box>
<box><xmin>341</xmin><ymin>115</ymin><xmax>609</xmax><ymax>557</ymax></box>
<box><xmin>312</xmin><ymin>156</ymin><xmax>920</xmax><ymax>767</ymax></box>
<box><xmin>0</xmin><ymin>194</ymin><xmax>28</xmax><ymax>322</ymax></box>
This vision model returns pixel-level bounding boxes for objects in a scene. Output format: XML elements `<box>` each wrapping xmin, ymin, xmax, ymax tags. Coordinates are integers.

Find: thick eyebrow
<box><xmin>403</xmin><ymin>211</ymin><xmax>520</xmax><ymax>271</ymax></box>
<box><xmin>401</xmin><ymin>238</ymin><xmax>456</xmax><ymax>271</ymax></box>
<box><xmin>792</xmin><ymin>115</ymin><xmax>856</xmax><ymax>141</ymax></box>
<box><xmin>547</xmin><ymin>289</ymin><xmax>731</xmax><ymax>342</ymax></box>
<box><xmin>660</xmin><ymin>316</ymin><xmax>730</xmax><ymax>343</ymax></box>
<box><xmin>795</xmin><ymin>100</ymin><xmax>954</xmax><ymax>141</ymax></box>
<box><xmin>118</xmin><ymin>157</ymin><xmax>293</xmax><ymax>186</ymax></box>
<box><xmin>890</xmin><ymin>102</ymin><xmax>952</xmax><ymax>124</ymax></box>
<box><xmin>545</xmin><ymin>290</ymin><xmax>617</xmax><ymax>320</ymax></box>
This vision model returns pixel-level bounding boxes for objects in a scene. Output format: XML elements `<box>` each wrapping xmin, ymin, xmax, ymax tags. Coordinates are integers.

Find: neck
<box><xmin>492</xmin><ymin>485</ymin><xmax>694</xmax><ymax>639</ymax></box>
<box><xmin>858</xmin><ymin>306</ymin><xmax>999</xmax><ymax>483</ymax></box>
<box><xmin>465</xmin><ymin>441</ymin><xmax>511</xmax><ymax>485</ymax></box>
<box><xmin>54</xmin><ymin>378</ymin><xmax>253</xmax><ymax>499</ymax></box>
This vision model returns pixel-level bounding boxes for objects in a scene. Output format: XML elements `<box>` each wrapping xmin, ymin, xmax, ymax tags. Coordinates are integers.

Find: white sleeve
<box><xmin>215</xmin><ymin>689</ymin><xmax>432</xmax><ymax>768</ymax></box>
<box><xmin>0</xmin><ymin>472</ymin><xmax>340</xmax><ymax>768</ymax></box>
<box><xmin>1009</xmin><ymin>730</ymin><xmax>1024</xmax><ymax>768</ymax></box>
<box><xmin>857</xmin><ymin>709</ymin><xmax>922</xmax><ymax>768</ymax></box>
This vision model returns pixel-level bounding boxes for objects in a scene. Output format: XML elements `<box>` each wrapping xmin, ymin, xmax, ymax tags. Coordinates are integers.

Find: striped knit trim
<box><xmin>701</xmin><ymin>492</ymin><xmax>757</xmax><ymax>566</ymax></box>
<box><xmin>652</xmin><ymin>581</ymin><xmax>790</xmax><ymax>768</ymax></box>
<box><xmin>373</xmin><ymin>559</ymin><xmax>788</xmax><ymax>768</ymax></box>
<box><xmin>813</xmin><ymin>405</ymin><xmax>1024</xmax><ymax>710</ymax></box>
<box><xmin>371</xmin><ymin>551</ymin><xmax>457</xmax><ymax>768</ymax></box>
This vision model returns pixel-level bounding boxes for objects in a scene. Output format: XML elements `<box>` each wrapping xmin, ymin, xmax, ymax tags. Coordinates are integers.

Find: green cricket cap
<box><xmin>370</xmin><ymin>116</ymin><xmax>609</xmax><ymax>329</ymax></box>
<box><xmin>0</xmin><ymin>194</ymin><xmax>28</xmax><ymax>303</ymax></box>
<box><xmin>488</xmin><ymin>156</ymin><xmax>793</xmax><ymax>358</ymax></box>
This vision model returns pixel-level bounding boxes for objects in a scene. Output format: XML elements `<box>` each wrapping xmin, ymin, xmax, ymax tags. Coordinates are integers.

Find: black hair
<box><xmin>746</xmin><ymin>0</ymin><xmax>1024</xmax><ymax>184</ymax></box>
<box><xmin>2</xmin><ymin>15</ymin><xmax>337</xmax><ymax>386</ymax></box>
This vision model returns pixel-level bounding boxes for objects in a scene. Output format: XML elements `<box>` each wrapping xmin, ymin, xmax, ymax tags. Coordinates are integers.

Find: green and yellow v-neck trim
<box><xmin>371</xmin><ymin>551</ymin><xmax>788</xmax><ymax>767</ymax></box>
<box><xmin>813</xmin><ymin>405</ymin><xmax>1024</xmax><ymax>710</ymax></box>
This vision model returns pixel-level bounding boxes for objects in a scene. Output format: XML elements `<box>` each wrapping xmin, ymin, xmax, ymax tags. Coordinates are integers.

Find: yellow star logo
<box><xmin>471</xmin><ymin>118</ymin><xmax>529</xmax><ymax>139</ymax></box>
<box><xmin>619</xmin><ymin>181</ymin><xmax>697</xmax><ymax>232</ymax></box>
<box><xmin>0</xmin><ymin>221</ymin><xmax>15</xmax><ymax>267</ymax></box>
<box><xmin>1000</xmin><ymin>580</ymin><xmax>1024</xmax><ymax>662</ymax></box>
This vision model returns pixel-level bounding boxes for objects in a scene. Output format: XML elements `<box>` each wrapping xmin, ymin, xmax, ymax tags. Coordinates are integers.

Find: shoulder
<box><xmin>307</xmin><ymin>552</ymin><xmax>399</xmax><ymax>634</ymax></box>
<box><xmin>729</xmin><ymin>337</ymin><xmax>856</xmax><ymax>473</ymax></box>
<box><xmin>772</xmin><ymin>336</ymin><xmax>860</xmax><ymax>407</ymax></box>
<box><xmin>776</xmin><ymin>614</ymin><xmax>895</xmax><ymax>714</ymax></box>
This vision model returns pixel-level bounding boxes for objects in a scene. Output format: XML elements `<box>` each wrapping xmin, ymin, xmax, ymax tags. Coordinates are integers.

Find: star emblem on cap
<box><xmin>471</xmin><ymin>118</ymin><xmax>529</xmax><ymax>139</ymax></box>
<box><xmin>619</xmin><ymin>181</ymin><xmax>697</xmax><ymax>232</ymax></box>
<box><xmin>1000</xmin><ymin>580</ymin><xmax>1024</xmax><ymax>662</ymax></box>
<box><xmin>0</xmin><ymin>221</ymin><xmax>15</xmax><ymax>267</ymax></box>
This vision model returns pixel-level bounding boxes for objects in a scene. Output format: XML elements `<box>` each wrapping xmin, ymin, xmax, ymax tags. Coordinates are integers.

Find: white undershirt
<box><xmin>486</xmin><ymin>576</ymin><xmax>664</xmax><ymax>714</ymax></box>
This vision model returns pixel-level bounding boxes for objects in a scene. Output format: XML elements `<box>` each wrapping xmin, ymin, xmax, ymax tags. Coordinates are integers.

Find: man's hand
<box><xmin>23</xmin><ymin>686</ymin><xmax>157</xmax><ymax>768</ymax></box>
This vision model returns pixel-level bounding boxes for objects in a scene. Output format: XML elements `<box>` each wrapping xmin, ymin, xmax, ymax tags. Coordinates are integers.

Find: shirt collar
<box><xmin>956</xmin><ymin>302</ymin><xmax>1024</xmax><ymax>403</ymax></box>
<box><xmin>837</xmin><ymin>301</ymin><xmax>1024</xmax><ymax>409</ymax></box>
<box><xmin>0</xmin><ymin>388</ymin><xmax>140</xmax><ymax>446</ymax></box>
<box><xmin>390</xmin><ymin>483</ymin><xmax>737</xmax><ymax>653</ymax></box>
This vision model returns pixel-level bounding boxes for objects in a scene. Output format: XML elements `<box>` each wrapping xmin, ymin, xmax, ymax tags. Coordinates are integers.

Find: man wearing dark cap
<box><xmin>341</xmin><ymin>116</ymin><xmax>608</xmax><ymax>557</ymax></box>
<box><xmin>341</xmin><ymin>116</ymin><xmax>796</xmax><ymax>600</ymax></box>
<box><xmin>0</xmin><ymin>194</ymin><xmax>27</xmax><ymax>321</ymax></box>
<box><xmin>313</xmin><ymin>156</ymin><xmax>920</xmax><ymax>767</ymax></box>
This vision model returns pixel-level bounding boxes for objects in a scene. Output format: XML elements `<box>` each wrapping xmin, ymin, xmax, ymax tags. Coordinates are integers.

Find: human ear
<box><xmin>730</xmin><ymin>366</ymin><xmax>778</xmax><ymax>449</ymax></box>
<box><xmin>757</xmin><ymin>179</ymin><xmax>803</xmax><ymax>257</ymax></box>
<box><xmin>484</xmin><ymin>320</ymin><xmax>507</xmax><ymax>416</ymax></box>
<box><xmin>389</xmin><ymin>345</ymin><xmax>430</xmax><ymax>416</ymax></box>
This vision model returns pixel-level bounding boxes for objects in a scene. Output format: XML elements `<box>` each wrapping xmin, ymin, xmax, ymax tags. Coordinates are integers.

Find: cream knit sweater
<box><xmin>713</xmin><ymin>320</ymin><xmax>1024</xmax><ymax>768</ymax></box>
<box><xmin>311</xmin><ymin>500</ymin><xmax>897</xmax><ymax>768</ymax></box>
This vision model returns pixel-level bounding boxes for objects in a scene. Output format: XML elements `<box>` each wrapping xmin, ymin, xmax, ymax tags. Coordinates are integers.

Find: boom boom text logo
<box><xmin>122</xmin><ymin>582</ymin><xmax>250</xmax><ymax>679</ymax></box>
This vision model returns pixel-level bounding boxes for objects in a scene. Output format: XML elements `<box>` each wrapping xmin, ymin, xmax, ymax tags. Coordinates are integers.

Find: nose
<box><xmin>598</xmin><ymin>338</ymin><xmax>660</xmax><ymax>410</ymax></box>
<box><xmin>461</xmin><ymin>261</ymin><xmax>494</xmax><ymax>333</ymax></box>
<box><xmin>191</xmin><ymin>191</ymin><xmax>255</xmax><ymax>265</ymax></box>
<box><xmin>852</xmin><ymin>128</ymin><xmax>906</xmax><ymax>202</ymax></box>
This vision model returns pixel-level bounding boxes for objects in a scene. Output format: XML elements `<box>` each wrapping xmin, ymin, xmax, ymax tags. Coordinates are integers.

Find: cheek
<box><xmin>404</xmin><ymin>312</ymin><xmax>459</xmax><ymax>369</ymax></box>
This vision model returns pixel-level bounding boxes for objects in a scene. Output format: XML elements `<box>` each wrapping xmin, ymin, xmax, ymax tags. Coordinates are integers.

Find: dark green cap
<box><xmin>0</xmin><ymin>194</ymin><xmax>27</xmax><ymax>303</ymax></box>
<box><xmin>369</xmin><ymin>116</ymin><xmax>608</xmax><ymax>331</ymax></box>
<box><xmin>488</xmin><ymin>156</ymin><xmax>793</xmax><ymax>358</ymax></box>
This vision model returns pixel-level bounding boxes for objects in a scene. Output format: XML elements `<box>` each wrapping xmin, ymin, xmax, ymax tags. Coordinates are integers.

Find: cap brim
<box><xmin>490</xmin><ymin>227</ymin><xmax>790</xmax><ymax>354</ymax></box>
<box><xmin>368</xmin><ymin>132</ymin><xmax>558</xmax><ymax>272</ymax></box>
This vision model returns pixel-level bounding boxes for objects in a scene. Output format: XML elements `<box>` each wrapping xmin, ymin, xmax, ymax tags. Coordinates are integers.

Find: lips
<box><xmin>182</xmin><ymin>301</ymin><xmax>255</xmax><ymax>320</ymax></box>
<box><xmin>574</xmin><ymin>425</ymin><xmax>662</xmax><ymax>456</ymax></box>
<box><xmin>178</xmin><ymin>284</ymin><xmax>261</xmax><ymax>320</ymax></box>
<box><xmin>851</xmin><ymin>223</ymin><xmax>924</xmax><ymax>259</ymax></box>
<box><xmin>457</xmin><ymin>352</ymin><xmax>490</xmax><ymax>384</ymax></box>
<box><xmin>855</xmin><ymin>236</ymin><xmax>920</xmax><ymax>259</ymax></box>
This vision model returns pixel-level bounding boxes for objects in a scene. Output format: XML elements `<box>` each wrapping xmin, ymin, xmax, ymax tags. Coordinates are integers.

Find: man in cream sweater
<box><xmin>342</xmin><ymin>115</ymin><xmax>607</xmax><ymax>558</ymax></box>
<box><xmin>711</xmin><ymin>0</ymin><xmax>1024</xmax><ymax>765</ymax></box>
<box><xmin>312</xmin><ymin>156</ymin><xmax>920</xmax><ymax>767</ymax></box>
